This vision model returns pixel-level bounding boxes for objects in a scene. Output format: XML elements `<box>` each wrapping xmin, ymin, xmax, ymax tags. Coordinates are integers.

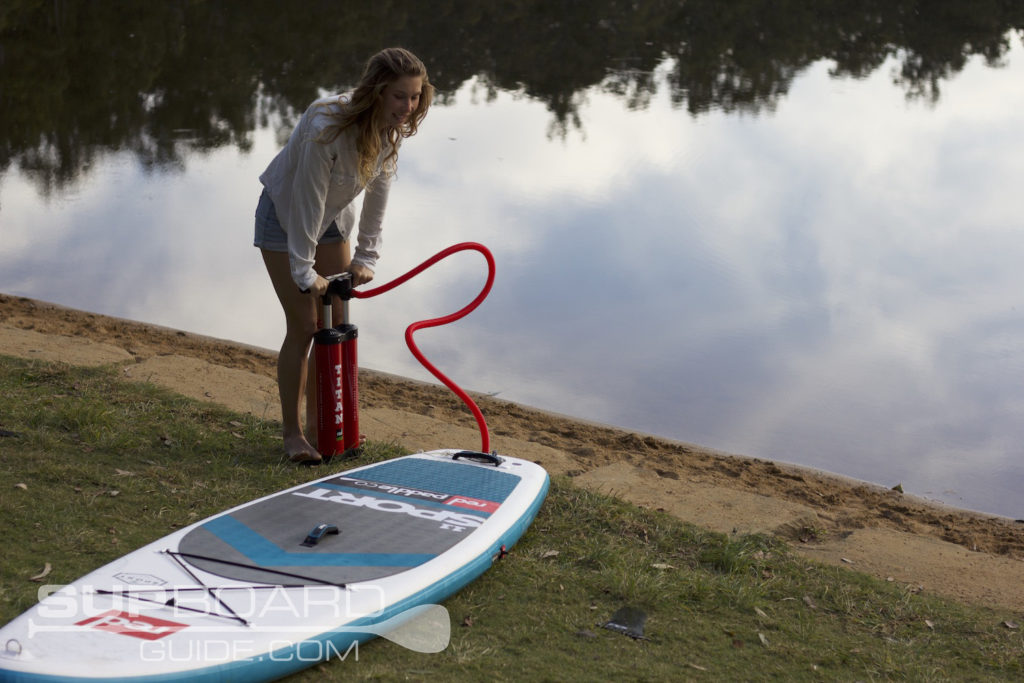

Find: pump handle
<box><xmin>326</xmin><ymin>273</ymin><xmax>353</xmax><ymax>300</ymax></box>
<box><xmin>299</xmin><ymin>272</ymin><xmax>353</xmax><ymax>298</ymax></box>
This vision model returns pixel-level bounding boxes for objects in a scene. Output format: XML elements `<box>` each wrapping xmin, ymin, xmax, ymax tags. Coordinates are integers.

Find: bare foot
<box><xmin>284</xmin><ymin>434</ymin><xmax>322</xmax><ymax>466</ymax></box>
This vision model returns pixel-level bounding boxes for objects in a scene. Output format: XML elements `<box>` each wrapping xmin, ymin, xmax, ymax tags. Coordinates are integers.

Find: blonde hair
<box><xmin>318</xmin><ymin>47</ymin><xmax>433</xmax><ymax>187</ymax></box>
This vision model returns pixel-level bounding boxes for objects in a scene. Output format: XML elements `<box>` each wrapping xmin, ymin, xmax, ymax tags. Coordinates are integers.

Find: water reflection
<box><xmin>2</xmin><ymin>4</ymin><xmax>1024</xmax><ymax>518</ymax></box>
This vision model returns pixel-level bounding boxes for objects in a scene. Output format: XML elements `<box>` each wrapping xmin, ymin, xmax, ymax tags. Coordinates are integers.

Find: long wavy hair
<box><xmin>318</xmin><ymin>47</ymin><xmax>433</xmax><ymax>187</ymax></box>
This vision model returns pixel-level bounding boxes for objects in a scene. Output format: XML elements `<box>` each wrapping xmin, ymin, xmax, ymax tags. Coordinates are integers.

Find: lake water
<box><xmin>2</xmin><ymin>5</ymin><xmax>1023</xmax><ymax>519</ymax></box>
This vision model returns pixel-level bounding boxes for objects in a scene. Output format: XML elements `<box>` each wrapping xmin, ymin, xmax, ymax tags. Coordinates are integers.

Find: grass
<box><xmin>1</xmin><ymin>355</ymin><xmax>1021</xmax><ymax>681</ymax></box>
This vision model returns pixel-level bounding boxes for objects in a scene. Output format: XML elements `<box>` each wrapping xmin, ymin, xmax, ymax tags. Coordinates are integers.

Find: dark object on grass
<box><xmin>0</xmin><ymin>429</ymin><xmax>20</xmax><ymax>438</ymax></box>
<box><xmin>600</xmin><ymin>605</ymin><xmax>649</xmax><ymax>640</ymax></box>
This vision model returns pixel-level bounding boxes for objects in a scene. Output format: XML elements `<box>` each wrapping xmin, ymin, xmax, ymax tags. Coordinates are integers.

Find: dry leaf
<box><xmin>1003</xmin><ymin>621</ymin><xmax>1019</xmax><ymax>630</ymax></box>
<box><xmin>687</xmin><ymin>663</ymin><xmax>708</xmax><ymax>672</ymax></box>
<box><xmin>841</xmin><ymin>557</ymin><xmax>853</xmax><ymax>564</ymax></box>
<box><xmin>758</xmin><ymin>632</ymin><xmax>769</xmax><ymax>647</ymax></box>
<box><xmin>802</xmin><ymin>595</ymin><xmax>817</xmax><ymax>610</ymax></box>
<box><xmin>925</xmin><ymin>619</ymin><xmax>935</xmax><ymax>630</ymax></box>
<box><xmin>651</xmin><ymin>563</ymin><xmax>675</xmax><ymax>570</ymax></box>
<box><xmin>14</xmin><ymin>482</ymin><xmax>28</xmax><ymax>491</ymax></box>
<box><xmin>540</xmin><ymin>550</ymin><xmax>560</xmax><ymax>559</ymax></box>
<box><xmin>754</xmin><ymin>607</ymin><xmax>769</xmax><ymax>619</ymax></box>
<box><xmin>461</xmin><ymin>616</ymin><xmax>473</xmax><ymax>628</ymax></box>
<box><xmin>29</xmin><ymin>563</ymin><xmax>52</xmax><ymax>582</ymax></box>
<box><xmin>115</xmin><ymin>469</ymin><xmax>135</xmax><ymax>477</ymax></box>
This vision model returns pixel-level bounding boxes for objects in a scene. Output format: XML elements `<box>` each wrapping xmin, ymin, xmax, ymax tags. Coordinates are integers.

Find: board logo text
<box><xmin>295</xmin><ymin>488</ymin><xmax>484</xmax><ymax>532</ymax></box>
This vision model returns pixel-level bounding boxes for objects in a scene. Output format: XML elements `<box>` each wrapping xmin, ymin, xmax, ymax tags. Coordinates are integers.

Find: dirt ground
<box><xmin>2</xmin><ymin>293</ymin><xmax>1023</xmax><ymax>613</ymax></box>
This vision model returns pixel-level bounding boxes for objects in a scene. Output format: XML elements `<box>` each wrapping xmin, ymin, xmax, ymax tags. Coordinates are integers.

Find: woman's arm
<box><xmin>350</xmin><ymin>170</ymin><xmax>392</xmax><ymax>276</ymax></box>
<box><xmin>285</xmin><ymin>138</ymin><xmax>335</xmax><ymax>291</ymax></box>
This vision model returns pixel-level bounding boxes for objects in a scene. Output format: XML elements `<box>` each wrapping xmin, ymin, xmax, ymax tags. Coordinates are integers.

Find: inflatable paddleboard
<box><xmin>0</xmin><ymin>450</ymin><xmax>549</xmax><ymax>682</ymax></box>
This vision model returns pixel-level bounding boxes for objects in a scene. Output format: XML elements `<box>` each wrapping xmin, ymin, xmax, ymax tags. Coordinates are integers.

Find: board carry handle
<box><xmin>452</xmin><ymin>450</ymin><xmax>503</xmax><ymax>466</ymax></box>
<box><xmin>301</xmin><ymin>522</ymin><xmax>340</xmax><ymax>547</ymax></box>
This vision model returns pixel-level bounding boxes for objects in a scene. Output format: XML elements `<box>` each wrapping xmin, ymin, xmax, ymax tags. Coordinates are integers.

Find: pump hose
<box><xmin>352</xmin><ymin>242</ymin><xmax>496</xmax><ymax>454</ymax></box>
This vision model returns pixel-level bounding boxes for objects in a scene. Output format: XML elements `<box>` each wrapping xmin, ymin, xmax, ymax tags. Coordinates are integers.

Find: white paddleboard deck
<box><xmin>0</xmin><ymin>450</ymin><xmax>549</xmax><ymax>682</ymax></box>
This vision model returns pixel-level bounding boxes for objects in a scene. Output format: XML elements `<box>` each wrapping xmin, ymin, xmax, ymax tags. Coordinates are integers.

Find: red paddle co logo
<box><xmin>445</xmin><ymin>496</ymin><xmax>499</xmax><ymax>514</ymax></box>
<box><xmin>76</xmin><ymin>610</ymin><xmax>188</xmax><ymax>640</ymax></box>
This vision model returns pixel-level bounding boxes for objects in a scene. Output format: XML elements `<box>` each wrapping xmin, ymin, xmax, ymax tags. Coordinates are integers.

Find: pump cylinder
<box><xmin>336</xmin><ymin>323</ymin><xmax>359</xmax><ymax>453</ymax></box>
<box><xmin>313</xmin><ymin>326</ymin><xmax>345</xmax><ymax>458</ymax></box>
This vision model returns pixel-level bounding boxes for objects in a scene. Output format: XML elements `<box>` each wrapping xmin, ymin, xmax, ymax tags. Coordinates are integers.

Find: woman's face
<box><xmin>380</xmin><ymin>75</ymin><xmax>423</xmax><ymax>128</ymax></box>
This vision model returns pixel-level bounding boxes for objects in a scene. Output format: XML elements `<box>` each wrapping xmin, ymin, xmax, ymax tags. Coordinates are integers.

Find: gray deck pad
<box><xmin>178</xmin><ymin>458</ymin><xmax>522</xmax><ymax>585</ymax></box>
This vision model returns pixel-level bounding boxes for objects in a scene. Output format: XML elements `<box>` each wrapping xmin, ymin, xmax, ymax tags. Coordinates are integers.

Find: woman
<box><xmin>254</xmin><ymin>47</ymin><xmax>433</xmax><ymax>464</ymax></box>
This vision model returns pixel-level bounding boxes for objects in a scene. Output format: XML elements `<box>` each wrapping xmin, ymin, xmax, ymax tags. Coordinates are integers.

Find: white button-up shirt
<box><xmin>259</xmin><ymin>95</ymin><xmax>395</xmax><ymax>290</ymax></box>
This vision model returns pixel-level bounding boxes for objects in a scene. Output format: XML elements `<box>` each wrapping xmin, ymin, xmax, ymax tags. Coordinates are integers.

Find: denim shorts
<box><xmin>253</xmin><ymin>189</ymin><xmax>344</xmax><ymax>252</ymax></box>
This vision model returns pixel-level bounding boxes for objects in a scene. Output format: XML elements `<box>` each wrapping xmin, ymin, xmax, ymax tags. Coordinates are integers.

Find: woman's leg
<box><xmin>261</xmin><ymin>249</ymin><xmax>324</xmax><ymax>464</ymax></box>
<box><xmin>261</xmin><ymin>239</ymin><xmax>351</xmax><ymax>463</ymax></box>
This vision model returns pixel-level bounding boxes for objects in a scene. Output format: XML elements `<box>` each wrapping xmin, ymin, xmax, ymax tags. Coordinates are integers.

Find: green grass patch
<box><xmin>1</xmin><ymin>355</ymin><xmax>1021</xmax><ymax>681</ymax></box>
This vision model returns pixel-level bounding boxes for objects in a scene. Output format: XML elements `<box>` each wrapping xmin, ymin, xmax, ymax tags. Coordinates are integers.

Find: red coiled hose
<box><xmin>352</xmin><ymin>242</ymin><xmax>496</xmax><ymax>454</ymax></box>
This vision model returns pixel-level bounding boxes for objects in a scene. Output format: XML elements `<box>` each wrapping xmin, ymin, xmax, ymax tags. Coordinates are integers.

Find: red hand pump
<box><xmin>312</xmin><ymin>242</ymin><xmax>495</xmax><ymax>460</ymax></box>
